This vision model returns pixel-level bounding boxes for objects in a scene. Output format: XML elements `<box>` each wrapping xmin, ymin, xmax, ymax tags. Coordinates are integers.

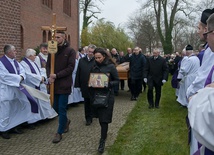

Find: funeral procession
<box><xmin>1</xmin><ymin>0</ymin><xmax>214</xmax><ymax>155</ymax></box>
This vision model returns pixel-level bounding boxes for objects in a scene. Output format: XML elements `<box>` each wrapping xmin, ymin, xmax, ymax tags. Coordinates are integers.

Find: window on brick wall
<box><xmin>42</xmin><ymin>0</ymin><xmax>53</xmax><ymax>9</ymax></box>
<box><xmin>48</xmin><ymin>31</ymin><xmax>52</xmax><ymax>41</ymax></box>
<box><xmin>21</xmin><ymin>25</ymin><xmax>24</xmax><ymax>49</ymax></box>
<box><xmin>43</xmin><ymin>31</ymin><xmax>47</xmax><ymax>42</ymax></box>
<box><xmin>63</xmin><ymin>0</ymin><xmax>71</xmax><ymax>16</ymax></box>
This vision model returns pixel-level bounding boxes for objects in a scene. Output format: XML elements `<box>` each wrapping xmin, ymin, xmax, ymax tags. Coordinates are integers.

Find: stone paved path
<box><xmin>0</xmin><ymin>89</ymin><xmax>136</xmax><ymax>155</ymax></box>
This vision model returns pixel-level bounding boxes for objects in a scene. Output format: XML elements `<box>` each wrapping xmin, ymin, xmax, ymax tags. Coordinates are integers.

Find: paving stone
<box><xmin>0</xmin><ymin>88</ymin><xmax>136</xmax><ymax>155</ymax></box>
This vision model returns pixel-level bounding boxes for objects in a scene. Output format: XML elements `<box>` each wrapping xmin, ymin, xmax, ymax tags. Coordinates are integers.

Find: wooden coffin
<box><xmin>116</xmin><ymin>62</ymin><xmax>130</xmax><ymax>80</ymax></box>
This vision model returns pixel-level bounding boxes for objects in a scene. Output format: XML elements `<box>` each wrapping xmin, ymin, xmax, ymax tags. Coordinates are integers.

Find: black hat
<box><xmin>186</xmin><ymin>44</ymin><xmax>193</xmax><ymax>51</ymax></box>
<box><xmin>201</xmin><ymin>8</ymin><xmax>214</xmax><ymax>25</ymax></box>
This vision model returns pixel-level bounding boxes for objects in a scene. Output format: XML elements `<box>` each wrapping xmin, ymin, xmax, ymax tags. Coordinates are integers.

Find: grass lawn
<box><xmin>107</xmin><ymin>79</ymin><xmax>189</xmax><ymax>155</ymax></box>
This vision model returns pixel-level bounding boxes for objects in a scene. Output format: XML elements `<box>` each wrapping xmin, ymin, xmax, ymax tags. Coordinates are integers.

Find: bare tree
<box><xmin>138</xmin><ymin>0</ymin><xmax>197</xmax><ymax>54</ymax></box>
<box><xmin>196</xmin><ymin>0</ymin><xmax>214</xmax><ymax>11</ymax></box>
<box><xmin>80</xmin><ymin>0</ymin><xmax>104</xmax><ymax>30</ymax></box>
<box><xmin>127</xmin><ymin>10</ymin><xmax>158</xmax><ymax>53</ymax></box>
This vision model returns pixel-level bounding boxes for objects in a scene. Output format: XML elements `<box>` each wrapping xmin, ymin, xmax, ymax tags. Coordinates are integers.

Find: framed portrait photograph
<box><xmin>88</xmin><ymin>73</ymin><xmax>109</xmax><ymax>88</ymax></box>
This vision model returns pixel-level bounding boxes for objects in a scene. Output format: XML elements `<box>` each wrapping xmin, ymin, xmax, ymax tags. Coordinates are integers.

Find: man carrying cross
<box><xmin>46</xmin><ymin>31</ymin><xmax>76</xmax><ymax>143</ymax></box>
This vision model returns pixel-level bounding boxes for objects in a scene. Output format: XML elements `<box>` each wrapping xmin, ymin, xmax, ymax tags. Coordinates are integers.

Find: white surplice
<box><xmin>177</xmin><ymin>55</ymin><xmax>200</xmax><ymax>106</ymax></box>
<box><xmin>68</xmin><ymin>58</ymin><xmax>84</xmax><ymax>104</ymax></box>
<box><xmin>188</xmin><ymin>87</ymin><xmax>214</xmax><ymax>153</ymax></box>
<box><xmin>186</xmin><ymin>47</ymin><xmax>214</xmax><ymax>98</ymax></box>
<box><xmin>34</xmin><ymin>52</ymin><xmax>48</xmax><ymax>77</ymax></box>
<box><xmin>0</xmin><ymin>56</ymin><xmax>32</xmax><ymax>132</ymax></box>
<box><xmin>20</xmin><ymin>58</ymin><xmax>57</xmax><ymax>123</ymax></box>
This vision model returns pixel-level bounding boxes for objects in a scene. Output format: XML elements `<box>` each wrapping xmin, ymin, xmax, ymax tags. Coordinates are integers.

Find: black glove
<box><xmin>177</xmin><ymin>79</ymin><xmax>181</xmax><ymax>82</ymax></box>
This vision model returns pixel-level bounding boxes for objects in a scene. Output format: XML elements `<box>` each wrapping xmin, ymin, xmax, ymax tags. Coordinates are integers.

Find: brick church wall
<box><xmin>0</xmin><ymin>0</ymin><xmax>79</xmax><ymax>60</ymax></box>
<box><xmin>0</xmin><ymin>0</ymin><xmax>21</xmax><ymax>59</ymax></box>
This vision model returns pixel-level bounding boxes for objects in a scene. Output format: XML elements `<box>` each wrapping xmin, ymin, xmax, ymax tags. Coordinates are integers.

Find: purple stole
<box><xmin>38</xmin><ymin>54</ymin><xmax>46</xmax><ymax>68</ymax></box>
<box><xmin>194</xmin><ymin>147</ymin><xmax>214</xmax><ymax>155</ymax></box>
<box><xmin>193</xmin><ymin>56</ymin><xmax>214</xmax><ymax>154</ymax></box>
<box><xmin>0</xmin><ymin>55</ymin><xmax>38</xmax><ymax>113</ymax></box>
<box><xmin>204</xmin><ymin>65</ymin><xmax>214</xmax><ymax>86</ymax></box>
<box><xmin>22</xmin><ymin>57</ymin><xmax>40</xmax><ymax>90</ymax></box>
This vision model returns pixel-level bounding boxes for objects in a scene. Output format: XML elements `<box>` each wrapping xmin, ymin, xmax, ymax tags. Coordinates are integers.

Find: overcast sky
<box><xmin>95</xmin><ymin>0</ymin><xmax>140</xmax><ymax>27</ymax></box>
<box><xmin>80</xmin><ymin>0</ymin><xmax>140</xmax><ymax>28</ymax></box>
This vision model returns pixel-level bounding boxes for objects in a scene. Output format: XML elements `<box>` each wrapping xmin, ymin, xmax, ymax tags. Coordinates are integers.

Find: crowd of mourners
<box><xmin>1</xmin><ymin>8</ymin><xmax>214</xmax><ymax>155</ymax></box>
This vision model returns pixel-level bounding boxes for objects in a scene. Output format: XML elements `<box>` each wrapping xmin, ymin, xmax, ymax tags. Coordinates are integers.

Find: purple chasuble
<box><xmin>0</xmin><ymin>56</ymin><xmax>38</xmax><ymax>113</ymax></box>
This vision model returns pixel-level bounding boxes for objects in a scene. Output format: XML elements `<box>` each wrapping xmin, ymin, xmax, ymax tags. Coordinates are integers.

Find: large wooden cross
<box><xmin>41</xmin><ymin>13</ymin><xmax>67</xmax><ymax>106</ymax></box>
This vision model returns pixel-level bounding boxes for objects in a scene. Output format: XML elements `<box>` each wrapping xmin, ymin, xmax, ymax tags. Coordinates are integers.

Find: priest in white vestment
<box><xmin>175</xmin><ymin>48</ymin><xmax>188</xmax><ymax>97</ymax></box>
<box><xmin>177</xmin><ymin>45</ymin><xmax>200</xmax><ymax>106</ymax></box>
<box><xmin>34</xmin><ymin>43</ymin><xmax>48</xmax><ymax>76</ymax></box>
<box><xmin>187</xmin><ymin>9</ymin><xmax>214</xmax><ymax>155</ymax></box>
<box><xmin>0</xmin><ymin>44</ymin><xmax>32</xmax><ymax>138</ymax></box>
<box><xmin>20</xmin><ymin>49</ymin><xmax>57</xmax><ymax>123</ymax></box>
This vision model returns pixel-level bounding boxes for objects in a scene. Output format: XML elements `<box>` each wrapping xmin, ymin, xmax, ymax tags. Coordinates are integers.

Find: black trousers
<box><xmin>127</xmin><ymin>78</ymin><xmax>131</xmax><ymax>90</ymax></box>
<box><xmin>100</xmin><ymin>122</ymin><xmax>108</xmax><ymax>140</ymax></box>
<box><xmin>147</xmin><ymin>81</ymin><xmax>162</xmax><ymax>107</ymax></box>
<box><xmin>120</xmin><ymin>80</ymin><xmax>124</xmax><ymax>89</ymax></box>
<box><xmin>130</xmin><ymin>79</ymin><xmax>142</xmax><ymax>98</ymax></box>
<box><xmin>84</xmin><ymin>97</ymin><xmax>93</xmax><ymax>121</ymax></box>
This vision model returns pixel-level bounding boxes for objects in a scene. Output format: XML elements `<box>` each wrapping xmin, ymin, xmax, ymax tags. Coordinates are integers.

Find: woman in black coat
<box><xmin>89</xmin><ymin>47</ymin><xmax>119</xmax><ymax>153</ymax></box>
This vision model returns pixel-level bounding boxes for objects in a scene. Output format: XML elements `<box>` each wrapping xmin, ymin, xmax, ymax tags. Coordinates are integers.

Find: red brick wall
<box><xmin>0</xmin><ymin>0</ymin><xmax>21</xmax><ymax>59</ymax></box>
<box><xmin>21</xmin><ymin>0</ymin><xmax>79</xmax><ymax>54</ymax></box>
<box><xmin>0</xmin><ymin>0</ymin><xmax>79</xmax><ymax>60</ymax></box>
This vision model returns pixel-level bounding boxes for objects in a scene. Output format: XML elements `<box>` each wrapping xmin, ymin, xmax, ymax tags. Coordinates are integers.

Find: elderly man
<box><xmin>75</xmin><ymin>44</ymin><xmax>96</xmax><ymax>126</ymax></box>
<box><xmin>129</xmin><ymin>47</ymin><xmax>146</xmax><ymax>100</ymax></box>
<box><xmin>20</xmin><ymin>48</ymin><xmax>57</xmax><ymax>124</ymax></box>
<box><xmin>144</xmin><ymin>48</ymin><xmax>168</xmax><ymax>109</ymax></box>
<box><xmin>0</xmin><ymin>44</ymin><xmax>32</xmax><ymax>139</ymax></box>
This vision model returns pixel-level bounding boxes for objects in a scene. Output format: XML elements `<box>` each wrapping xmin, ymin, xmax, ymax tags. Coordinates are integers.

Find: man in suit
<box><xmin>75</xmin><ymin>44</ymin><xmax>96</xmax><ymax>126</ymax></box>
<box><xmin>144</xmin><ymin>48</ymin><xmax>168</xmax><ymax>109</ymax></box>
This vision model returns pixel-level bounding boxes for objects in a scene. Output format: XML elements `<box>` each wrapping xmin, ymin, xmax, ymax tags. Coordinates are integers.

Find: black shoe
<box><xmin>98</xmin><ymin>138</ymin><xmax>106</xmax><ymax>154</ymax></box>
<box><xmin>127</xmin><ymin>90</ymin><xmax>130</xmax><ymax>92</ymax></box>
<box><xmin>114</xmin><ymin>92</ymin><xmax>119</xmax><ymax>96</ymax></box>
<box><xmin>149</xmin><ymin>105</ymin><xmax>154</xmax><ymax>109</ymax></box>
<box><xmin>27</xmin><ymin>124</ymin><xmax>36</xmax><ymax>130</ymax></box>
<box><xmin>121</xmin><ymin>88</ymin><xmax>124</xmax><ymax>90</ymax></box>
<box><xmin>86</xmin><ymin>120</ymin><xmax>92</xmax><ymax>126</ymax></box>
<box><xmin>12</xmin><ymin>127</ymin><xmax>24</xmax><ymax>134</ymax></box>
<box><xmin>155</xmin><ymin>106</ymin><xmax>159</xmax><ymax>109</ymax></box>
<box><xmin>1</xmin><ymin>132</ymin><xmax>10</xmax><ymax>139</ymax></box>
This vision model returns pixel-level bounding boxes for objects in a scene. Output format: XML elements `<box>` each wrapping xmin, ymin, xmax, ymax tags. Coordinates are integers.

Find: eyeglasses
<box><xmin>203</xmin><ymin>30</ymin><xmax>214</xmax><ymax>38</ymax></box>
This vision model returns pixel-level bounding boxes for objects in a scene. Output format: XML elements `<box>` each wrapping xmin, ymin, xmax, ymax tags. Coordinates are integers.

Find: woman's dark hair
<box><xmin>94</xmin><ymin>47</ymin><xmax>107</xmax><ymax>56</ymax></box>
<box><xmin>94</xmin><ymin>47</ymin><xmax>116</xmax><ymax>65</ymax></box>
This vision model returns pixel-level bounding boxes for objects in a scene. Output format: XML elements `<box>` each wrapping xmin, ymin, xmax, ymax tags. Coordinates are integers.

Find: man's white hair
<box><xmin>25</xmin><ymin>48</ymin><xmax>36</xmax><ymax>57</ymax></box>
